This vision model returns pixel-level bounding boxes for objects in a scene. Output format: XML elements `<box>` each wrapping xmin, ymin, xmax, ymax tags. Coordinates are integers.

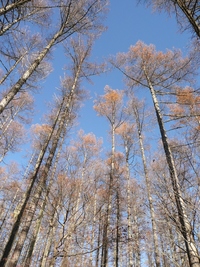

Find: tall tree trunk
<box><xmin>145</xmin><ymin>69</ymin><xmax>200</xmax><ymax>267</ymax></box>
<box><xmin>115</xmin><ymin>189</ymin><xmax>120</xmax><ymax>267</ymax></box>
<box><xmin>133</xmin><ymin>105</ymin><xmax>161</xmax><ymax>267</ymax></box>
<box><xmin>101</xmin><ymin>116</ymin><xmax>118</xmax><ymax>267</ymax></box>
<box><xmin>95</xmin><ymin>218</ymin><xmax>101</xmax><ymax>267</ymax></box>
<box><xmin>1</xmin><ymin>102</ymin><xmax>66</xmax><ymax>266</ymax></box>
<box><xmin>89</xmin><ymin>184</ymin><xmax>98</xmax><ymax>265</ymax></box>
<box><xmin>124</xmin><ymin>144</ymin><xmax>134</xmax><ymax>267</ymax></box>
<box><xmin>0</xmin><ymin>187</ymin><xmax>20</xmax><ymax>232</ymax></box>
<box><xmin>6</xmin><ymin>72</ymin><xmax>78</xmax><ymax>266</ymax></box>
<box><xmin>0</xmin><ymin>25</ymin><xmax>65</xmax><ymax>114</ymax></box>
<box><xmin>40</xmin><ymin>200</ymin><xmax>60</xmax><ymax>267</ymax></box>
<box><xmin>133</xmin><ymin>207</ymin><xmax>141</xmax><ymax>267</ymax></box>
<box><xmin>9</xmin><ymin>171</ymin><xmax>47</xmax><ymax>266</ymax></box>
<box><xmin>0</xmin><ymin>102</ymin><xmax>63</xmax><ymax>267</ymax></box>
<box><xmin>0</xmin><ymin>57</ymin><xmax>81</xmax><ymax>266</ymax></box>
<box><xmin>24</xmin><ymin>136</ymin><xmax>64</xmax><ymax>266</ymax></box>
<box><xmin>101</xmin><ymin>122</ymin><xmax>116</xmax><ymax>267</ymax></box>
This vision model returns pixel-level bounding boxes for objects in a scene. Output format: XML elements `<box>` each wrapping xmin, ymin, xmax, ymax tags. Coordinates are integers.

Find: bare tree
<box><xmin>112</xmin><ymin>41</ymin><xmax>200</xmax><ymax>267</ymax></box>
<box><xmin>94</xmin><ymin>86</ymin><xmax>126</xmax><ymax>267</ymax></box>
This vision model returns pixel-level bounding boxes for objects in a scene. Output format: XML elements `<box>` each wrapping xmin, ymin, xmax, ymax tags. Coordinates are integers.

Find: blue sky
<box><xmin>74</xmin><ymin>0</ymin><xmax>191</xmax><ymax>147</ymax></box>
<box><xmin>6</xmin><ymin>0</ymin><xmax>192</xmax><ymax>165</ymax></box>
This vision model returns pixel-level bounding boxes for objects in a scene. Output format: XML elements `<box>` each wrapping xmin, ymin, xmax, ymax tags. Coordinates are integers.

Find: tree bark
<box><xmin>0</xmin><ymin>54</ymin><xmax>26</xmax><ymax>85</ymax></box>
<box><xmin>145</xmin><ymin>69</ymin><xmax>200</xmax><ymax>267</ymax></box>
<box><xmin>40</xmin><ymin>199</ymin><xmax>60</xmax><ymax>267</ymax></box>
<box><xmin>0</xmin><ymin>0</ymin><xmax>31</xmax><ymax>16</ymax></box>
<box><xmin>0</xmin><ymin>99</ymin><xmax>64</xmax><ymax>267</ymax></box>
<box><xmin>101</xmin><ymin>120</ymin><xmax>116</xmax><ymax>267</ymax></box>
<box><xmin>5</xmin><ymin>63</ymin><xmax>79</xmax><ymax>266</ymax></box>
<box><xmin>133</xmin><ymin>104</ymin><xmax>161</xmax><ymax>267</ymax></box>
<box><xmin>0</xmin><ymin>26</ymin><xmax>64</xmax><ymax>114</ymax></box>
<box><xmin>124</xmin><ymin>144</ymin><xmax>134</xmax><ymax>267</ymax></box>
<box><xmin>176</xmin><ymin>0</ymin><xmax>200</xmax><ymax>38</ymax></box>
<box><xmin>24</xmin><ymin>136</ymin><xmax>64</xmax><ymax>266</ymax></box>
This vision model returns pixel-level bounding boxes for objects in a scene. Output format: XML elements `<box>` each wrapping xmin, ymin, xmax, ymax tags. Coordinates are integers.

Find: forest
<box><xmin>0</xmin><ymin>0</ymin><xmax>200</xmax><ymax>267</ymax></box>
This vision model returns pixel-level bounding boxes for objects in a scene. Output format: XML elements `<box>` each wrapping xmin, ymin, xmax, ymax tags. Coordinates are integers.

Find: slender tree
<box><xmin>94</xmin><ymin>86</ymin><xmax>125</xmax><ymax>267</ymax></box>
<box><xmin>128</xmin><ymin>97</ymin><xmax>161</xmax><ymax>267</ymax></box>
<box><xmin>112</xmin><ymin>41</ymin><xmax>200</xmax><ymax>267</ymax></box>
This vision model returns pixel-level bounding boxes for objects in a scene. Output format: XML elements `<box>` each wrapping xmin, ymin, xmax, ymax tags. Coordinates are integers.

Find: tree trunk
<box><xmin>6</xmin><ymin>66</ymin><xmax>78</xmax><ymax>266</ymax></box>
<box><xmin>101</xmin><ymin>122</ymin><xmax>116</xmax><ymax>267</ymax></box>
<box><xmin>133</xmin><ymin>208</ymin><xmax>141</xmax><ymax>267</ymax></box>
<box><xmin>0</xmin><ymin>0</ymin><xmax>31</xmax><ymax>16</ymax></box>
<box><xmin>9</xmin><ymin>173</ymin><xmax>46</xmax><ymax>267</ymax></box>
<box><xmin>0</xmin><ymin>26</ymin><xmax>65</xmax><ymax>114</ymax></box>
<box><xmin>0</xmin><ymin>99</ymin><xmax>64</xmax><ymax>266</ymax></box>
<box><xmin>0</xmin><ymin>54</ymin><xmax>26</xmax><ymax>85</ymax></box>
<box><xmin>176</xmin><ymin>0</ymin><xmax>200</xmax><ymax>38</ymax></box>
<box><xmin>95</xmin><ymin>218</ymin><xmax>101</xmax><ymax>267</ymax></box>
<box><xmin>115</xmin><ymin>190</ymin><xmax>120</xmax><ymax>267</ymax></box>
<box><xmin>40</xmin><ymin>200</ymin><xmax>60</xmax><ymax>267</ymax></box>
<box><xmin>24</xmin><ymin>136</ymin><xmax>64</xmax><ymax>266</ymax></box>
<box><xmin>145</xmin><ymin>70</ymin><xmax>200</xmax><ymax>267</ymax></box>
<box><xmin>124</xmin><ymin>144</ymin><xmax>134</xmax><ymax>267</ymax></box>
<box><xmin>133</xmin><ymin>105</ymin><xmax>161</xmax><ymax>267</ymax></box>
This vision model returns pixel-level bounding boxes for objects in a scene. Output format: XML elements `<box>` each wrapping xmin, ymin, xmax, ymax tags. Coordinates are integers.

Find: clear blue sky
<box><xmin>6</xmin><ymin>0</ymin><xmax>192</xmax><ymax>165</ymax></box>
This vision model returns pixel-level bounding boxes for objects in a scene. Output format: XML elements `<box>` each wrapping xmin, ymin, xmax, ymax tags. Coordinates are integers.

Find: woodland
<box><xmin>0</xmin><ymin>0</ymin><xmax>200</xmax><ymax>267</ymax></box>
